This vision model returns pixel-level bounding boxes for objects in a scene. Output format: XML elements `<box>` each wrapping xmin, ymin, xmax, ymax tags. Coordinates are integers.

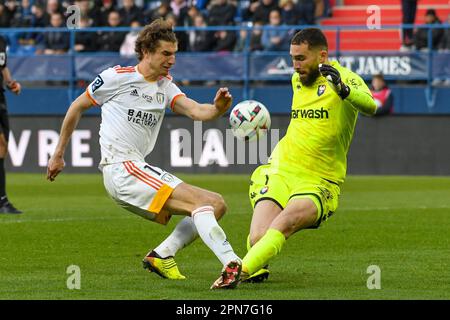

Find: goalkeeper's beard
<box><xmin>299</xmin><ymin>67</ymin><xmax>321</xmax><ymax>87</ymax></box>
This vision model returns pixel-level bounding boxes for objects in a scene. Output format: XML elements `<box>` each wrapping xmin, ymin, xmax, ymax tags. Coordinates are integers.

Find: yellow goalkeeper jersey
<box><xmin>268</xmin><ymin>61</ymin><xmax>375</xmax><ymax>184</ymax></box>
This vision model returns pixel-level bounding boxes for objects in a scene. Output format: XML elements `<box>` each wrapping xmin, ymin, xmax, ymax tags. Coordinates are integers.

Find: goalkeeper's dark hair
<box><xmin>135</xmin><ymin>18</ymin><xmax>177</xmax><ymax>61</ymax></box>
<box><xmin>291</xmin><ymin>28</ymin><xmax>328</xmax><ymax>51</ymax></box>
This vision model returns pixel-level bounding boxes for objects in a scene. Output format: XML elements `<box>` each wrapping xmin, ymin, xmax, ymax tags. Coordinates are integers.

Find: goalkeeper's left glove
<box><xmin>319</xmin><ymin>64</ymin><xmax>350</xmax><ymax>99</ymax></box>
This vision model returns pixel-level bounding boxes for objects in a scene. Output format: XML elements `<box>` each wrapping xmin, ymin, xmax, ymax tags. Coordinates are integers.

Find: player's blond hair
<box><xmin>135</xmin><ymin>18</ymin><xmax>177</xmax><ymax>61</ymax></box>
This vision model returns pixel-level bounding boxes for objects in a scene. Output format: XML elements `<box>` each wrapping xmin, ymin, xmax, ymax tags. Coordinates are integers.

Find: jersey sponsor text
<box><xmin>291</xmin><ymin>107</ymin><xmax>329</xmax><ymax>119</ymax></box>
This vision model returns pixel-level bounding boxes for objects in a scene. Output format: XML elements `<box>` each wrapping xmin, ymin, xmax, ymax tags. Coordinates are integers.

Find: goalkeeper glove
<box><xmin>319</xmin><ymin>64</ymin><xmax>350</xmax><ymax>99</ymax></box>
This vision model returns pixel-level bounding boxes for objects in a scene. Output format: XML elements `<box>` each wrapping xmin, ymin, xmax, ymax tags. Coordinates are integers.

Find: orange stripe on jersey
<box><xmin>85</xmin><ymin>88</ymin><xmax>99</xmax><ymax>106</ymax></box>
<box><xmin>127</xmin><ymin>161</ymin><xmax>164</xmax><ymax>188</ymax></box>
<box><xmin>124</xmin><ymin>161</ymin><xmax>163</xmax><ymax>190</ymax></box>
<box><xmin>123</xmin><ymin>161</ymin><xmax>161</xmax><ymax>190</ymax></box>
<box><xmin>170</xmin><ymin>94</ymin><xmax>185</xmax><ymax>112</ymax></box>
<box><xmin>114</xmin><ymin>66</ymin><xmax>136</xmax><ymax>73</ymax></box>
<box><xmin>123</xmin><ymin>163</ymin><xmax>160</xmax><ymax>190</ymax></box>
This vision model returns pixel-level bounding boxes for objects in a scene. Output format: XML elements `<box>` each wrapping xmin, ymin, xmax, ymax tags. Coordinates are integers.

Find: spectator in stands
<box><xmin>42</xmin><ymin>12</ymin><xmax>70</xmax><ymax>54</ymax></box>
<box><xmin>45</xmin><ymin>0</ymin><xmax>64</xmax><ymax>23</ymax></box>
<box><xmin>28</xmin><ymin>4</ymin><xmax>47</xmax><ymax>49</ymax></box>
<box><xmin>0</xmin><ymin>4</ymin><xmax>10</xmax><ymax>28</ymax></box>
<box><xmin>438</xmin><ymin>14</ymin><xmax>450</xmax><ymax>51</ymax></box>
<box><xmin>262</xmin><ymin>9</ymin><xmax>290</xmax><ymax>51</ymax></box>
<box><xmin>185</xmin><ymin>4</ymin><xmax>200</xmax><ymax>25</ymax></box>
<box><xmin>1</xmin><ymin>0</ymin><xmax>18</xmax><ymax>27</ymax></box>
<box><xmin>213</xmin><ymin>26</ymin><xmax>237</xmax><ymax>52</ymax></box>
<box><xmin>32</xmin><ymin>3</ymin><xmax>48</xmax><ymax>27</ymax></box>
<box><xmin>253</xmin><ymin>0</ymin><xmax>279</xmax><ymax>24</ymax></box>
<box><xmin>279</xmin><ymin>0</ymin><xmax>300</xmax><ymax>25</ymax></box>
<box><xmin>75</xmin><ymin>0</ymin><xmax>102</xmax><ymax>27</ymax></box>
<box><xmin>414</xmin><ymin>8</ymin><xmax>444</xmax><ymax>51</ymax></box>
<box><xmin>323</xmin><ymin>0</ymin><xmax>332</xmax><ymax>18</ymax></box>
<box><xmin>120</xmin><ymin>19</ymin><xmax>141</xmax><ymax>56</ymax></box>
<box><xmin>10</xmin><ymin>0</ymin><xmax>34</xmax><ymax>27</ymax></box>
<box><xmin>99</xmin><ymin>0</ymin><xmax>117</xmax><ymax>26</ymax></box>
<box><xmin>249</xmin><ymin>20</ymin><xmax>265</xmax><ymax>51</ymax></box>
<box><xmin>235</xmin><ymin>20</ymin><xmax>265</xmax><ymax>52</ymax></box>
<box><xmin>171</xmin><ymin>0</ymin><xmax>188</xmax><ymax>20</ymax></box>
<box><xmin>234</xmin><ymin>22</ymin><xmax>249</xmax><ymax>52</ymax></box>
<box><xmin>208</xmin><ymin>0</ymin><xmax>237</xmax><ymax>26</ymax></box>
<box><xmin>432</xmin><ymin>14</ymin><xmax>450</xmax><ymax>86</ymax></box>
<box><xmin>297</xmin><ymin>0</ymin><xmax>316</xmax><ymax>25</ymax></box>
<box><xmin>401</xmin><ymin>0</ymin><xmax>417</xmax><ymax>51</ymax></box>
<box><xmin>241</xmin><ymin>0</ymin><xmax>259</xmax><ymax>22</ymax></box>
<box><xmin>144</xmin><ymin>0</ymin><xmax>172</xmax><ymax>24</ymax></box>
<box><xmin>0</xmin><ymin>4</ymin><xmax>8</xmax><ymax>27</ymax></box>
<box><xmin>119</xmin><ymin>0</ymin><xmax>143</xmax><ymax>25</ymax></box>
<box><xmin>188</xmin><ymin>13</ymin><xmax>215</xmax><ymax>51</ymax></box>
<box><xmin>370</xmin><ymin>73</ymin><xmax>394</xmax><ymax>116</ymax></box>
<box><xmin>12</xmin><ymin>0</ymin><xmax>35</xmax><ymax>50</ymax></box>
<box><xmin>165</xmin><ymin>12</ymin><xmax>188</xmax><ymax>52</ymax></box>
<box><xmin>97</xmin><ymin>10</ymin><xmax>126</xmax><ymax>52</ymax></box>
<box><xmin>314</xmin><ymin>0</ymin><xmax>329</xmax><ymax>21</ymax></box>
<box><xmin>74</xmin><ymin>16</ymin><xmax>97</xmax><ymax>52</ymax></box>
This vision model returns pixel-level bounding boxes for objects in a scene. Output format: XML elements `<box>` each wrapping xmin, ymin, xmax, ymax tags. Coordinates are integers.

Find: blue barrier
<box><xmin>6</xmin><ymin>85</ymin><xmax>450</xmax><ymax>115</ymax></box>
<box><xmin>0</xmin><ymin>24</ymin><xmax>449</xmax><ymax>111</ymax></box>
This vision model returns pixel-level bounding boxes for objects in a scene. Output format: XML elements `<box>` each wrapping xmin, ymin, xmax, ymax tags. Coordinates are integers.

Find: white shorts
<box><xmin>102</xmin><ymin>161</ymin><xmax>183</xmax><ymax>225</ymax></box>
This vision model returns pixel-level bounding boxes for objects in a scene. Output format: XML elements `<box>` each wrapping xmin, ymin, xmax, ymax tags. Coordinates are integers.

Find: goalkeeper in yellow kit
<box><xmin>212</xmin><ymin>28</ymin><xmax>377</xmax><ymax>289</ymax></box>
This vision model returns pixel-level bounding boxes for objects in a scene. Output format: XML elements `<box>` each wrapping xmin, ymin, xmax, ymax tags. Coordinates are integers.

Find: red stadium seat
<box><xmin>319</xmin><ymin>0</ymin><xmax>450</xmax><ymax>51</ymax></box>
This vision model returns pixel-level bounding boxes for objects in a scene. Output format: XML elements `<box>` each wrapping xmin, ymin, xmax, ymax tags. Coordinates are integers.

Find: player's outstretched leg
<box><xmin>160</xmin><ymin>183</ymin><xmax>242</xmax><ymax>287</ymax></box>
<box><xmin>210</xmin><ymin>260</ymin><xmax>242</xmax><ymax>289</ymax></box>
<box><xmin>190</xmin><ymin>205</ymin><xmax>242</xmax><ymax>289</ymax></box>
<box><xmin>241</xmin><ymin>229</ymin><xmax>286</xmax><ymax>280</ymax></box>
<box><xmin>143</xmin><ymin>250</ymin><xmax>186</xmax><ymax>280</ymax></box>
<box><xmin>241</xmin><ymin>198</ymin><xmax>318</xmax><ymax>280</ymax></box>
<box><xmin>242</xmin><ymin>235</ymin><xmax>270</xmax><ymax>283</ymax></box>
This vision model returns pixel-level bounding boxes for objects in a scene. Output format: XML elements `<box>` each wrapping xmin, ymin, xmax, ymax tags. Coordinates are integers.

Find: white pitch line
<box><xmin>0</xmin><ymin>216</ymin><xmax>134</xmax><ymax>224</ymax></box>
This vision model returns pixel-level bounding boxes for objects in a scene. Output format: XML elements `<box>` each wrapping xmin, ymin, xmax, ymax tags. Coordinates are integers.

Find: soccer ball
<box><xmin>229</xmin><ymin>100</ymin><xmax>271</xmax><ymax>142</ymax></box>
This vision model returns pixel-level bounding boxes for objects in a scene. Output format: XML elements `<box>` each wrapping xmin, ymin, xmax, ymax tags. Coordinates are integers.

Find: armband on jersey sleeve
<box><xmin>87</xmin><ymin>68</ymin><xmax>118</xmax><ymax>105</ymax></box>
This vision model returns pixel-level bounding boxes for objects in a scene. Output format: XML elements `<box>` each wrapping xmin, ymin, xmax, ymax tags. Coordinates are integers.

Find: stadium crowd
<box><xmin>0</xmin><ymin>0</ymin><xmax>331</xmax><ymax>54</ymax></box>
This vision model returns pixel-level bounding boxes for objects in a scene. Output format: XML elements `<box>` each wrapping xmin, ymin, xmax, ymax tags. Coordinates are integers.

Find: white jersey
<box><xmin>86</xmin><ymin>65</ymin><xmax>185</xmax><ymax>169</ymax></box>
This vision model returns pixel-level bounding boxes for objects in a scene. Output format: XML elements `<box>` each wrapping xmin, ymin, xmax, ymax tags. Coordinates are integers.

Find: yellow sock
<box><xmin>242</xmin><ymin>228</ymin><xmax>285</xmax><ymax>275</ymax></box>
<box><xmin>246</xmin><ymin>234</ymin><xmax>252</xmax><ymax>252</ymax></box>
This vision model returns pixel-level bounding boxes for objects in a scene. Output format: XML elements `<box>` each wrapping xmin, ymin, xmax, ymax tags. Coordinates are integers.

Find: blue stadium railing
<box><xmin>0</xmin><ymin>24</ymin><xmax>449</xmax><ymax>109</ymax></box>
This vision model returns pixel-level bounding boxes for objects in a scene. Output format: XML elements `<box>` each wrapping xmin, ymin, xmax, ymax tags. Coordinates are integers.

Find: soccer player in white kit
<box><xmin>47</xmin><ymin>19</ymin><xmax>241</xmax><ymax>289</ymax></box>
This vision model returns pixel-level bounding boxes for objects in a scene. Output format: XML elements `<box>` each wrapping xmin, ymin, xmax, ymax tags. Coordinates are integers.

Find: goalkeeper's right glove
<box><xmin>319</xmin><ymin>63</ymin><xmax>350</xmax><ymax>100</ymax></box>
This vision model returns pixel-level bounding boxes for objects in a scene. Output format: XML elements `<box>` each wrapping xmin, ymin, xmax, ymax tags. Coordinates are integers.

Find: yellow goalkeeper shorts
<box><xmin>248</xmin><ymin>164</ymin><xmax>340</xmax><ymax>228</ymax></box>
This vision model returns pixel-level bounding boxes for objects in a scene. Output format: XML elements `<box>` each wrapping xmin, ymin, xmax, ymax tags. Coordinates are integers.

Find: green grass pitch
<box><xmin>0</xmin><ymin>173</ymin><xmax>449</xmax><ymax>300</ymax></box>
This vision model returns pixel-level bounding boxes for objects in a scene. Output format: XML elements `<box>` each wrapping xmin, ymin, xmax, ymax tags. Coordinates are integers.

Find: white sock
<box><xmin>192</xmin><ymin>206</ymin><xmax>240</xmax><ymax>265</ymax></box>
<box><xmin>153</xmin><ymin>217</ymin><xmax>198</xmax><ymax>258</ymax></box>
